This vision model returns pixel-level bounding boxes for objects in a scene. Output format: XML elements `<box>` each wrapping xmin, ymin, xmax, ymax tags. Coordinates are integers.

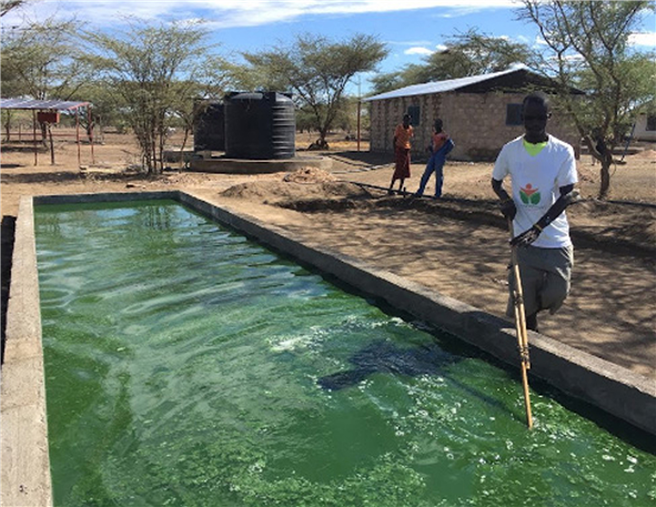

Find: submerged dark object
<box><xmin>318</xmin><ymin>339</ymin><xmax>456</xmax><ymax>391</ymax></box>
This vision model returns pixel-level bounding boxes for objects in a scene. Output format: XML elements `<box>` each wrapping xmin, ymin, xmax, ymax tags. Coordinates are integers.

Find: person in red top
<box><xmin>415</xmin><ymin>118</ymin><xmax>454</xmax><ymax>198</ymax></box>
<box><xmin>389</xmin><ymin>113</ymin><xmax>414</xmax><ymax>194</ymax></box>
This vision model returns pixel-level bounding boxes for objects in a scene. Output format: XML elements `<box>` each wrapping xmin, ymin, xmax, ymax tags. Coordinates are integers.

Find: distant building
<box><xmin>364</xmin><ymin>67</ymin><xmax>583</xmax><ymax>161</ymax></box>
<box><xmin>633</xmin><ymin>111</ymin><xmax>656</xmax><ymax>142</ymax></box>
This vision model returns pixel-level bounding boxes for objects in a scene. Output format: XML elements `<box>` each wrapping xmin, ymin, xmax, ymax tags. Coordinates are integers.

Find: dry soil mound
<box><xmin>220</xmin><ymin>168</ymin><xmax>366</xmax><ymax>204</ymax></box>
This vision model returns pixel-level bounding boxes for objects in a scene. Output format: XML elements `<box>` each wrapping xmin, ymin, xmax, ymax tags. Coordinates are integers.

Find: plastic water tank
<box><xmin>224</xmin><ymin>92</ymin><xmax>295</xmax><ymax>159</ymax></box>
<box><xmin>194</xmin><ymin>101</ymin><xmax>225</xmax><ymax>152</ymax></box>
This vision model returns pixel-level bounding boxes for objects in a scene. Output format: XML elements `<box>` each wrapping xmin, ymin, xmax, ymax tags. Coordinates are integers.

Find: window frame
<box><xmin>407</xmin><ymin>105</ymin><xmax>420</xmax><ymax>127</ymax></box>
<box><xmin>506</xmin><ymin>103</ymin><xmax>523</xmax><ymax>126</ymax></box>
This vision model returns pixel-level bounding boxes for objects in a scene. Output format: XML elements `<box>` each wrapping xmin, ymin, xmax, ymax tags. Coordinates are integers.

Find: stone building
<box><xmin>364</xmin><ymin>67</ymin><xmax>582</xmax><ymax>161</ymax></box>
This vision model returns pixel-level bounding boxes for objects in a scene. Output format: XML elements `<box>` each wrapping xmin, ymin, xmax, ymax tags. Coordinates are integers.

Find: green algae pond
<box><xmin>34</xmin><ymin>200</ymin><xmax>656</xmax><ymax>507</ymax></box>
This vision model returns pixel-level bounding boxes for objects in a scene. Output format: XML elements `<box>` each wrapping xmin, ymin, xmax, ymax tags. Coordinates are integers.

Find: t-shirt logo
<box><xmin>520</xmin><ymin>184</ymin><xmax>541</xmax><ymax>205</ymax></box>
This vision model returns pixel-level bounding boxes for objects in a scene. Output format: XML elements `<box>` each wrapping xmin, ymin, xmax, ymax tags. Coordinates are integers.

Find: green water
<box><xmin>35</xmin><ymin>200</ymin><xmax>655</xmax><ymax>507</ymax></box>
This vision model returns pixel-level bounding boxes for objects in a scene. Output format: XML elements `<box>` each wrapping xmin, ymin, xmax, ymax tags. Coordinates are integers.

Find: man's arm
<box><xmin>510</xmin><ymin>184</ymin><xmax>580</xmax><ymax>247</ymax></box>
<box><xmin>491</xmin><ymin>178</ymin><xmax>516</xmax><ymax>220</ymax></box>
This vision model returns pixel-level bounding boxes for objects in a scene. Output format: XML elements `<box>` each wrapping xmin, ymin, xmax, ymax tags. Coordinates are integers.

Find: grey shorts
<box><xmin>506</xmin><ymin>245</ymin><xmax>574</xmax><ymax>318</ymax></box>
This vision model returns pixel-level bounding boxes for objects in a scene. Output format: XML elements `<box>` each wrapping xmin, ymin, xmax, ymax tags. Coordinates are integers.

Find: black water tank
<box><xmin>224</xmin><ymin>92</ymin><xmax>295</xmax><ymax>159</ymax></box>
<box><xmin>194</xmin><ymin>101</ymin><xmax>225</xmax><ymax>152</ymax></box>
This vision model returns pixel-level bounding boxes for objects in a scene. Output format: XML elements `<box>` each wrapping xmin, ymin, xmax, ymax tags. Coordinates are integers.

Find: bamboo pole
<box><xmin>508</xmin><ymin>219</ymin><xmax>534</xmax><ymax>429</ymax></box>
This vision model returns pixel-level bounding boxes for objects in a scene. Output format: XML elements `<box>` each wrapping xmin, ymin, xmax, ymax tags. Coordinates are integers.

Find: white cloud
<box><xmin>405</xmin><ymin>47</ymin><xmax>434</xmax><ymax>55</ymax></box>
<box><xmin>6</xmin><ymin>0</ymin><xmax>517</xmax><ymax>28</ymax></box>
<box><xmin>388</xmin><ymin>40</ymin><xmax>434</xmax><ymax>47</ymax></box>
<box><xmin>535</xmin><ymin>35</ymin><xmax>549</xmax><ymax>46</ymax></box>
<box><xmin>393</xmin><ymin>40</ymin><xmax>449</xmax><ymax>56</ymax></box>
<box><xmin>547</xmin><ymin>54</ymin><xmax>585</xmax><ymax>65</ymax></box>
<box><xmin>629</xmin><ymin>32</ymin><xmax>656</xmax><ymax>47</ymax></box>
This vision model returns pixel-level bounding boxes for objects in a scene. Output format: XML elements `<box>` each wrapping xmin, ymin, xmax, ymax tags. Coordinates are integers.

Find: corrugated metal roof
<box><xmin>0</xmin><ymin>98</ymin><xmax>90</xmax><ymax>110</ymax></box>
<box><xmin>363</xmin><ymin>67</ymin><xmax>528</xmax><ymax>102</ymax></box>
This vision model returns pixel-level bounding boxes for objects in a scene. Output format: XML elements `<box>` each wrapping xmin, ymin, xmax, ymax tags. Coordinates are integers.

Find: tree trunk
<box><xmin>48</xmin><ymin>124</ymin><xmax>55</xmax><ymax>165</ymax></box>
<box><xmin>40</xmin><ymin>122</ymin><xmax>48</xmax><ymax>147</ymax></box>
<box><xmin>3</xmin><ymin>112</ymin><xmax>12</xmax><ymax>141</ymax></box>
<box><xmin>157</xmin><ymin>132</ymin><xmax>165</xmax><ymax>174</ymax></box>
<box><xmin>316</xmin><ymin>128</ymin><xmax>329</xmax><ymax>149</ymax></box>
<box><xmin>583</xmin><ymin>134</ymin><xmax>613</xmax><ymax>200</ymax></box>
<box><xmin>598</xmin><ymin>157</ymin><xmax>612</xmax><ymax>200</ymax></box>
<box><xmin>179</xmin><ymin>129</ymin><xmax>190</xmax><ymax>169</ymax></box>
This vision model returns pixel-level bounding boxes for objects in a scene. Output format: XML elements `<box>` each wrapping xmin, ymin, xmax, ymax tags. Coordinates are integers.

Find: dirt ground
<box><xmin>1</xmin><ymin>130</ymin><xmax>655</xmax><ymax>380</ymax></box>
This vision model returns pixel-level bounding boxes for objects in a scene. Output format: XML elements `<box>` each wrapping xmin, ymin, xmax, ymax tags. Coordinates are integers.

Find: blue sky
<box><xmin>3</xmin><ymin>0</ymin><xmax>655</xmax><ymax>94</ymax></box>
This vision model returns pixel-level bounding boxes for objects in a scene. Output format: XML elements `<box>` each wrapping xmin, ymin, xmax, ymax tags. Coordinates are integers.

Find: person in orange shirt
<box><xmin>415</xmin><ymin>118</ymin><xmax>454</xmax><ymax>198</ymax></box>
<box><xmin>389</xmin><ymin>113</ymin><xmax>414</xmax><ymax>194</ymax></box>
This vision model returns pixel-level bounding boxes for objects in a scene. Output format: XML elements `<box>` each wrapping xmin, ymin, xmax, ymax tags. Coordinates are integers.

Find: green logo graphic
<box><xmin>520</xmin><ymin>184</ymin><xmax>541</xmax><ymax>205</ymax></box>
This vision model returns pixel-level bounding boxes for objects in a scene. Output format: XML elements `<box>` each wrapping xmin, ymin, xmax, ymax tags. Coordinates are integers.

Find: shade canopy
<box><xmin>0</xmin><ymin>98</ymin><xmax>90</xmax><ymax>111</ymax></box>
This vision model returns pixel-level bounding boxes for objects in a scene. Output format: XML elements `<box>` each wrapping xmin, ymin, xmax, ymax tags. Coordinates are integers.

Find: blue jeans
<box><xmin>416</xmin><ymin>152</ymin><xmax>445</xmax><ymax>197</ymax></box>
<box><xmin>416</xmin><ymin>139</ymin><xmax>453</xmax><ymax>198</ymax></box>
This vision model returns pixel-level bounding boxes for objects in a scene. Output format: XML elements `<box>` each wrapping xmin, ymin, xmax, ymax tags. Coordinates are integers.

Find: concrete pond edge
<box><xmin>2</xmin><ymin>190</ymin><xmax>654</xmax><ymax>507</ymax></box>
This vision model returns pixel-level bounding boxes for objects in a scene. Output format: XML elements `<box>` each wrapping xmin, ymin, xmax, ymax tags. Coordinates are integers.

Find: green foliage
<box><xmin>370</xmin><ymin>30</ymin><xmax>533</xmax><ymax>95</ymax></box>
<box><xmin>82</xmin><ymin>19</ymin><xmax>214</xmax><ymax>173</ymax></box>
<box><xmin>0</xmin><ymin>16</ymin><xmax>89</xmax><ymax>100</ymax></box>
<box><xmin>423</xmin><ymin>30</ymin><xmax>533</xmax><ymax>80</ymax></box>
<box><xmin>242</xmin><ymin>33</ymin><xmax>388</xmax><ymax>147</ymax></box>
<box><xmin>369</xmin><ymin>65</ymin><xmax>429</xmax><ymax>95</ymax></box>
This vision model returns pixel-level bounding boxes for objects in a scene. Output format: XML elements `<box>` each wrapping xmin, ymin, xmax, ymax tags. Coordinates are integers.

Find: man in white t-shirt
<box><xmin>492</xmin><ymin>91</ymin><xmax>579</xmax><ymax>332</ymax></box>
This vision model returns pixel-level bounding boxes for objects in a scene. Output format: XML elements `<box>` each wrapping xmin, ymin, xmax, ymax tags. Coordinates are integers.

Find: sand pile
<box><xmin>637</xmin><ymin>149</ymin><xmax>656</xmax><ymax>160</ymax></box>
<box><xmin>220</xmin><ymin>167</ymin><xmax>366</xmax><ymax>204</ymax></box>
<box><xmin>282</xmin><ymin>167</ymin><xmax>337</xmax><ymax>183</ymax></box>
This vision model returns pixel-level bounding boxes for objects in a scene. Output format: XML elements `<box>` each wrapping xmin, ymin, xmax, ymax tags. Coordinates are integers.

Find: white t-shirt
<box><xmin>493</xmin><ymin>135</ymin><xmax>578</xmax><ymax>248</ymax></box>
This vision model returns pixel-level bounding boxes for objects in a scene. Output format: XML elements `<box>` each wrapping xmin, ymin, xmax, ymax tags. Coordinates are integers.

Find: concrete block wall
<box><xmin>369</xmin><ymin>94</ymin><xmax>442</xmax><ymax>159</ymax></box>
<box><xmin>442</xmin><ymin>92</ymin><xmax>523</xmax><ymax>161</ymax></box>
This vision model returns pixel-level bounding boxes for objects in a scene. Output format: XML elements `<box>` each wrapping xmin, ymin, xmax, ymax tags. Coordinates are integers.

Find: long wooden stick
<box><xmin>508</xmin><ymin>219</ymin><xmax>534</xmax><ymax>429</ymax></box>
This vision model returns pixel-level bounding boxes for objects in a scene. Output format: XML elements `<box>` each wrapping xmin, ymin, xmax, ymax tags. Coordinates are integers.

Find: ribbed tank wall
<box><xmin>271</xmin><ymin>99</ymin><xmax>295</xmax><ymax>159</ymax></box>
<box><xmin>224</xmin><ymin>92</ymin><xmax>295</xmax><ymax>159</ymax></box>
<box><xmin>193</xmin><ymin>101</ymin><xmax>225</xmax><ymax>152</ymax></box>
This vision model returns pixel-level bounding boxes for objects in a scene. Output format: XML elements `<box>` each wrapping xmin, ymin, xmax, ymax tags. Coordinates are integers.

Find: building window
<box><xmin>646</xmin><ymin>114</ymin><xmax>656</xmax><ymax>131</ymax></box>
<box><xmin>407</xmin><ymin>105</ymin><xmax>420</xmax><ymax>126</ymax></box>
<box><xmin>506</xmin><ymin>103</ymin><xmax>523</xmax><ymax>126</ymax></box>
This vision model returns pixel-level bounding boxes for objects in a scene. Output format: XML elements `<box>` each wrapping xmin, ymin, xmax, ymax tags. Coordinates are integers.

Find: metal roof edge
<box><xmin>363</xmin><ymin>67</ymin><xmax>552</xmax><ymax>102</ymax></box>
<box><xmin>0</xmin><ymin>98</ymin><xmax>91</xmax><ymax>110</ymax></box>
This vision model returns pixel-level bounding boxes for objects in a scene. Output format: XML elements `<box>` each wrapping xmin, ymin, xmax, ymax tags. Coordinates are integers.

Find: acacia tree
<box><xmin>0</xmin><ymin>0</ymin><xmax>26</xmax><ymax>17</ymax></box>
<box><xmin>84</xmin><ymin>20</ymin><xmax>213</xmax><ymax>174</ymax></box>
<box><xmin>1</xmin><ymin>14</ymin><xmax>91</xmax><ymax>144</ymax></box>
<box><xmin>518</xmin><ymin>0</ymin><xmax>656</xmax><ymax>199</ymax></box>
<box><xmin>370</xmin><ymin>30</ymin><xmax>532</xmax><ymax>94</ymax></box>
<box><xmin>243</xmin><ymin>33</ymin><xmax>388</xmax><ymax>148</ymax></box>
<box><xmin>168</xmin><ymin>55</ymin><xmax>238</xmax><ymax>164</ymax></box>
<box><xmin>0</xmin><ymin>16</ymin><xmax>87</xmax><ymax>100</ymax></box>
